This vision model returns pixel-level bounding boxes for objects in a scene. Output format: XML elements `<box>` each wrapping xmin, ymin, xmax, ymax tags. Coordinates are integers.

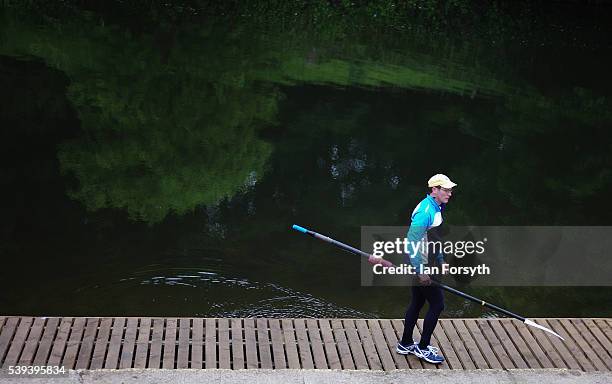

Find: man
<box><xmin>396</xmin><ymin>174</ymin><xmax>456</xmax><ymax>364</ymax></box>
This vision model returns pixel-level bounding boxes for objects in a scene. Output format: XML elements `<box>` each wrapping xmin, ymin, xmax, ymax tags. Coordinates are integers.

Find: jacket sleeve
<box><xmin>407</xmin><ymin>210</ymin><xmax>431</xmax><ymax>273</ymax></box>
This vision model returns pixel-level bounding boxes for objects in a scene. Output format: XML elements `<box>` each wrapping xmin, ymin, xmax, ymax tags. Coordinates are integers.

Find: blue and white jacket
<box><xmin>406</xmin><ymin>194</ymin><xmax>445</xmax><ymax>272</ymax></box>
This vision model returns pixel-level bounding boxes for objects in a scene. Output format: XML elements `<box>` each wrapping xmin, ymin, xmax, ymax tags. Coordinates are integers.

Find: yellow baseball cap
<box><xmin>428</xmin><ymin>174</ymin><xmax>457</xmax><ymax>188</ymax></box>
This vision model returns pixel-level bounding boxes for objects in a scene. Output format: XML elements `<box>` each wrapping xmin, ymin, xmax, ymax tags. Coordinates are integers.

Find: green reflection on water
<box><xmin>2</xmin><ymin>10</ymin><xmax>280</xmax><ymax>223</ymax></box>
<box><xmin>2</xmin><ymin>2</ymin><xmax>610</xmax><ymax>224</ymax></box>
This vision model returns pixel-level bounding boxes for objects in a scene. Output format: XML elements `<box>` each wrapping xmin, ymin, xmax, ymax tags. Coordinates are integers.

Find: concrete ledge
<box><xmin>1</xmin><ymin>368</ymin><xmax>611</xmax><ymax>384</ymax></box>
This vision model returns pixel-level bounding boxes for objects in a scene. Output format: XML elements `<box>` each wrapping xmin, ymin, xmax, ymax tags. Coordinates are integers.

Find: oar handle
<box><xmin>292</xmin><ymin>224</ymin><xmax>394</xmax><ymax>267</ymax></box>
<box><xmin>292</xmin><ymin>224</ymin><xmax>309</xmax><ymax>234</ymax></box>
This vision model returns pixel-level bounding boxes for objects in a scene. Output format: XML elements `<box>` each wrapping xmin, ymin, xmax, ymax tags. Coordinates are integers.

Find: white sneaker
<box><xmin>413</xmin><ymin>344</ymin><xmax>445</xmax><ymax>364</ymax></box>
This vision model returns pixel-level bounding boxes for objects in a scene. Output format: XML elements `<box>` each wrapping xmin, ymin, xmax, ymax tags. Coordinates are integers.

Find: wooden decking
<box><xmin>0</xmin><ymin>317</ymin><xmax>610</xmax><ymax>371</ymax></box>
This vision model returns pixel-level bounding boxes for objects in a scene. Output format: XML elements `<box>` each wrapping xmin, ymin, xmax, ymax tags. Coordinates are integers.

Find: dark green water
<box><xmin>1</xmin><ymin>1</ymin><xmax>611</xmax><ymax>319</ymax></box>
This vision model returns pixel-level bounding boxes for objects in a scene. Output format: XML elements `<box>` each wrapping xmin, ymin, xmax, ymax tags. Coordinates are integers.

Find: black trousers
<box><xmin>400</xmin><ymin>284</ymin><xmax>445</xmax><ymax>348</ymax></box>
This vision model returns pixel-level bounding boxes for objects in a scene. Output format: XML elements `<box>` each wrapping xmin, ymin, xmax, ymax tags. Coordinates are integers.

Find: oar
<box><xmin>292</xmin><ymin>224</ymin><xmax>564</xmax><ymax>341</ymax></box>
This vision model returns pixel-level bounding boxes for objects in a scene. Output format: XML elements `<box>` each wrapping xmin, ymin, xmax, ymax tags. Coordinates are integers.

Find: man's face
<box><xmin>432</xmin><ymin>186</ymin><xmax>453</xmax><ymax>204</ymax></box>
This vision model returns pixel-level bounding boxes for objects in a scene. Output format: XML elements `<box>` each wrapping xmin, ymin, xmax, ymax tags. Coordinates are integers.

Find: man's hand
<box><xmin>417</xmin><ymin>274</ymin><xmax>431</xmax><ymax>286</ymax></box>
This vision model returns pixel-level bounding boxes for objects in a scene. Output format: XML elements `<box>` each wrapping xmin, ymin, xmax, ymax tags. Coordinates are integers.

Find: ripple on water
<box><xmin>75</xmin><ymin>264</ymin><xmax>372</xmax><ymax>318</ymax></box>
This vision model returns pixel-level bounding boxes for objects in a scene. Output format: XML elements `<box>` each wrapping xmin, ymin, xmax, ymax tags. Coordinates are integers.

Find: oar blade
<box><xmin>524</xmin><ymin>319</ymin><xmax>565</xmax><ymax>341</ymax></box>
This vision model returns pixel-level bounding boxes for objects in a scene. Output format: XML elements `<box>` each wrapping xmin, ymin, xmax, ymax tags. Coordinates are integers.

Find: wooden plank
<box><xmin>33</xmin><ymin>317</ymin><xmax>60</xmax><ymax>366</ymax></box>
<box><xmin>331</xmin><ymin>319</ymin><xmax>355</xmax><ymax>370</ymax></box>
<box><xmin>176</xmin><ymin>318</ymin><xmax>190</xmax><ymax>369</ymax></box>
<box><xmin>163</xmin><ymin>318</ymin><xmax>177</xmax><ymax>369</ymax></box>
<box><xmin>451</xmin><ymin>319</ymin><xmax>488</xmax><ymax>369</ymax></box>
<box><xmin>218</xmin><ymin>318</ymin><xmax>231</xmax><ymax>369</ymax></box>
<box><xmin>294</xmin><ymin>319</ymin><xmax>314</xmax><ymax>369</ymax></box>
<box><xmin>119</xmin><ymin>318</ymin><xmax>138</xmax><ymax>369</ymax></box>
<box><xmin>430</xmin><ymin>320</ymin><xmax>462</xmax><ymax>369</ymax></box>
<box><xmin>559</xmin><ymin>319</ymin><xmax>607</xmax><ymax>371</ymax></box>
<box><xmin>306</xmin><ymin>319</ymin><xmax>327</xmax><ymax>369</ymax></box>
<box><xmin>2</xmin><ymin>316</ymin><xmax>33</xmax><ymax>368</ymax></box>
<box><xmin>391</xmin><ymin>319</ymin><xmax>424</xmax><ymax>369</ymax></box>
<box><xmin>244</xmin><ymin>318</ymin><xmax>258</xmax><ymax>369</ymax></box>
<box><xmin>585</xmin><ymin>319</ymin><xmax>612</xmax><ymax>349</ymax></box>
<box><xmin>511</xmin><ymin>320</ymin><xmax>555</xmax><ymax>368</ymax></box>
<box><xmin>571</xmin><ymin>319</ymin><xmax>612</xmax><ymax>371</ymax></box>
<box><xmin>521</xmin><ymin>319</ymin><xmax>566</xmax><ymax>369</ymax></box>
<box><xmin>461</xmin><ymin>320</ymin><xmax>502</xmax><ymax>369</ymax></box>
<box><xmin>476</xmin><ymin>320</ymin><xmax>516</xmax><ymax>369</ymax></box>
<box><xmin>356</xmin><ymin>319</ymin><xmax>382</xmax><ymax>370</ymax></box>
<box><xmin>546</xmin><ymin>319</ymin><xmax>595</xmax><ymax>371</ymax></box>
<box><xmin>594</xmin><ymin>319</ymin><xmax>612</xmax><ymax>343</ymax></box>
<box><xmin>104</xmin><ymin>317</ymin><xmax>125</xmax><ymax>369</ymax></box>
<box><xmin>583</xmin><ymin>319</ymin><xmax>612</xmax><ymax>370</ymax></box>
<box><xmin>269</xmin><ymin>319</ymin><xmax>287</xmax><ymax>369</ymax></box>
<box><xmin>0</xmin><ymin>318</ymin><xmax>20</xmax><ymax>365</ymax></box>
<box><xmin>75</xmin><ymin>318</ymin><xmax>100</xmax><ymax>369</ymax></box>
<box><xmin>498</xmin><ymin>319</ymin><xmax>540</xmax><ymax>369</ymax></box>
<box><xmin>134</xmin><ymin>318</ymin><xmax>151</xmax><ymax>369</ymax></box>
<box><xmin>205</xmin><ymin>318</ymin><xmax>217</xmax><ymax>369</ymax></box>
<box><xmin>148</xmin><ymin>318</ymin><xmax>164</xmax><ymax>368</ymax></box>
<box><xmin>535</xmin><ymin>319</ymin><xmax>581</xmax><ymax>370</ymax></box>
<box><xmin>0</xmin><ymin>317</ymin><xmax>5</xmax><ymax>346</ymax></box>
<box><xmin>48</xmin><ymin>318</ymin><xmax>72</xmax><ymax>367</ymax></box>
<box><xmin>379</xmin><ymin>319</ymin><xmax>408</xmax><ymax>370</ymax></box>
<box><xmin>343</xmin><ymin>319</ymin><xmax>369</xmax><ymax>369</ymax></box>
<box><xmin>487</xmin><ymin>319</ymin><xmax>528</xmax><ymax>369</ymax></box>
<box><xmin>281</xmin><ymin>319</ymin><xmax>300</xmax><ymax>369</ymax></box>
<box><xmin>90</xmin><ymin>318</ymin><xmax>112</xmax><ymax>369</ymax></box>
<box><xmin>230</xmin><ymin>319</ymin><xmax>244</xmax><ymax>369</ymax></box>
<box><xmin>191</xmin><ymin>318</ymin><xmax>204</xmax><ymax>369</ymax></box>
<box><xmin>17</xmin><ymin>317</ymin><xmax>46</xmax><ymax>366</ymax></box>
<box><xmin>367</xmin><ymin>319</ymin><xmax>395</xmax><ymax>371</ymax></box>
<box><xmin>439</xmin><ymin>319</ymin><xmax>477</xmax><ymax>369</ymax></box>
<box><xmin>62</xmin><ymin>317</ymin><xmax>86</xmax><ymax>369</ymax></box>
<box><xmin>255</xmin><ymin>319</ymin><xmax>272</xmax><ymax>369</ymax></box>
<box><xmin>319</xmin><ymin>319</ymin><xmax>341</xmax><ymax>369</ymax></box>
